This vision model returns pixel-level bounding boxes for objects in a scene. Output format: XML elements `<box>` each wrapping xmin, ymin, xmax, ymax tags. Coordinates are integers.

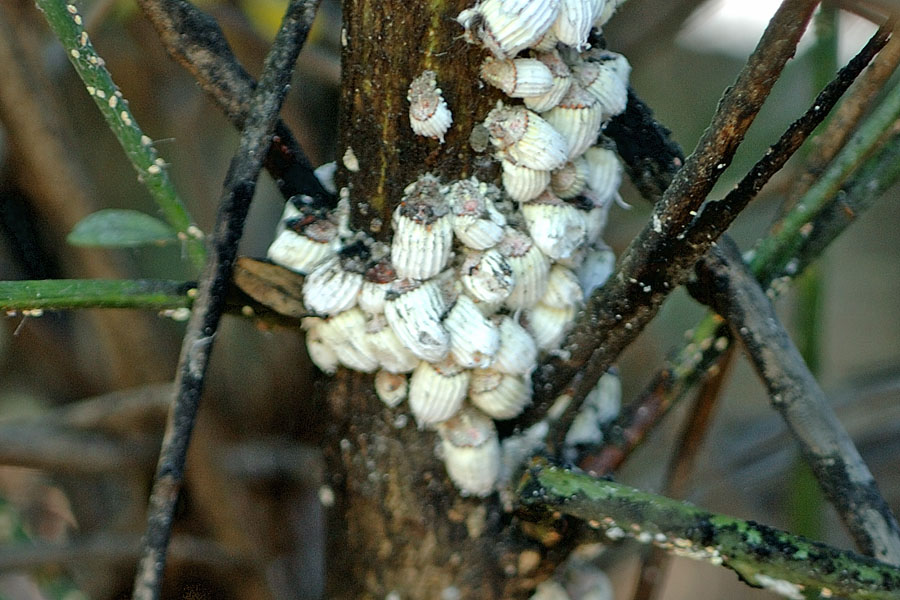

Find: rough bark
<box><xmin>337</xmin><ymin>0</ymin><xmax>501</xmax><ymax>239</ymax></box>
<box><xmin>324</xmin><ymin>2</ymin><xmax>560</xmax><ymax>597</ymax></box>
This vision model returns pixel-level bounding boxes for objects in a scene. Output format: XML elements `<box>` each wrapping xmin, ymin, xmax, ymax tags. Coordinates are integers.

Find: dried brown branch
<box><xmin>691</xmin><ymin>237</ymin><xmax>900</xmax><ymax>564</ymax></box>
<box><xmin>136</xmin><ymin>0</ymin><xmax>332</xmax><ymax>203</ymax></box>
<box><xmin>527</xmin><ymin>0</ymin><xmax>821</xmax><ymax>443</ymax></box>
<box><xmin>132</xmin><ymin>3</ymin><xmax>319</xmax><ymax>598</ymax></box>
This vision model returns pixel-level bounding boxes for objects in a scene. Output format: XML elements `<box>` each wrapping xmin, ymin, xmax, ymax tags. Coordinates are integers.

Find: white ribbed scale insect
<box><xmin>524</xmin><ymin>50</ymin><xmax>573</xmax><ymax>113</ymax></box>
<box><xmin>267</xmin><ymin>200</ymin><xmax>340</xmax><ymax>275</ymax></box>
<box><xmin>542</xmin><ymin>83</ymin><xmax>604</xmax><ymax>159</ymax></box>
<box><xmin>383</xmin><ymin>278</ymin><xmax>450</xmax><ymax>363</ymax></box>
<box><xmin>572</xmin><ymin>50</ymin><xmax>630</xmax><ymax>121</ymax></box>
<box><xmin>459</xmin><ymin>248</ymin><xmax>516</xmax><ymax>304</ymax></box>
<box><xmin>501</xmin><ymin>158</ymin><xmax>551</xmax><ymax>203</ymax></box>
<box><xmin>468</xmin><ymin>368</ymin><xmax>532</xmax><ymax>419</ymax></box>
<box><xmin>521</xmin><ymin>191</ymin><xmax>588</xmax><ymax>260</ymax></box>
<box><xmin>498</xmin><ymin>227</ymin><xmax>551</xmax><ymax>309</ymax></box>
<box><xmin>484</xmin><ymin>104</ymin><xmax>568</xmax><ymax>171</ymax></box>
<box><xmin>550</xmin><ymin>157</ymin><xmax>589</xmax><ymax>199</ymax></box>
<box><xmin>408</xmin><ymin>359</ymin><xmax>470</xmax><ymax>427</ymax></box>
<box><xmin>525</xmin><ymin>301</ymin><xmax>577</xmax><ymax>350</ymax></box>
<box><xmin>457</xmin><ymin>0</ymin><xmax>561</xmax><ymax>58</ymax></box>
<box><xmin>480</xmin><ymin>57</ymin><xmax>554</xmax><ymax>98</ymax></box>
<box><xmin>408</xmin><ymin>70</ymin><xmax>453</xmax><ymax>142</ymax></box>
<box><xmin>490</xmin><ymin>315</ymin><xmax>538</xmax><ymax>375</ymax></box>
<box><xmin>444</xmin><ymin>295</ymin><xmax>501</xmax><ymax>368</ymax></box>
<box><xmin>551</xmin><ymin>0</ymin><xmax>596</xmax><ymax>50</ymax></box>
<box><xmin>391</xmin><ymin>174</ymin><xmax>454</xmax><ymax>280</ymax></box>
<box><xmin>445</xmin><ymin>178</ymin><xmax>507</xmax><ymax>250</ymax></box>
<box><xmin>437</xmin><ymin>407</ymin><xmax>501</xmax><ymax>497</ymax></box>
<box><xmin>374</xmin><ymin>370</ymin><xmax>408</xmax><ymax>408</ymax></box>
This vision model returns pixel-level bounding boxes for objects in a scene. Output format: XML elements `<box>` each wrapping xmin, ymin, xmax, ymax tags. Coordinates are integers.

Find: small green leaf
<box><xmin>68</xmin><ymin>209</ymin><xmax>178</xmax><ymax>248</ymax></box>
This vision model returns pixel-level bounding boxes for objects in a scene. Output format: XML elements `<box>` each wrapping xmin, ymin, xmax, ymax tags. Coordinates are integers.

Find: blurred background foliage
<box><xmin>0</xmin><ymin>0</ymin><xmax>898</xmax><ymax>598</ymax></box>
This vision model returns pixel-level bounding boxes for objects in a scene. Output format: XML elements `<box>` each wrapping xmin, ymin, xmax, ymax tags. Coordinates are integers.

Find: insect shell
<box><xmin>490</xmin><ymin>315</ymin><xmax>538</xmax><ymax>375</ymax></box>
<box><xmin>445</xmin><ymin>178</ymin><xmax>506</xmax><ymax>250</ymax></box>
<box><xmin>498</xmin><ymin>227</ymin><xmax>551</xmax><ymax>309</ymax></box>
<box><xmin>524</xmin><ymin>301</ymin><xmax>577</xmax><ymax>350</ymax></box>
<box><xmin>501</xmin><ymin>157</ymin><xmax>551</xmax><ymax>203</ymax></box>
<box><xmin>576</xmin><ymin>244</ymin><xmax>616</xmax><ymax>298</ymax></box>
<box><xmin>459</xmin><ymin>248</ymin><xmax>515</xmax><ymax>305</ymax></box>
<box><xmin>408</xmin><ymin>359</ymin><xmax>470</xmax><ymax>427</ymax></box>
<box><xmin>383</xmin><ymin>278</ymin><xmax>450</xmax><ymax>363</ymax></box>
<box><xmin>302</xmin><ymin>252</ymin><xmax>364</xmax><ymax>317</ymax></box>
<box><xmin>316</xmin><ymin>308</ymin><xmax>380</xmax><ymax>373</ymax></box>
<box><xmin>469</xmin><ymin>368</ymin><xmax>533</xmax><ymax>419</ymax></box>
<box><xmin>480</xmin><ymin>57</ymin><xmax>554</xmax><ymax>98</ymax></box>
<box><xmin>583</xmin><ymin>145</ymin><xmax>623</xmax><ymax>208</ymax></box>
<box><xmin>437</xmin><ymin>407</ymin><xmax>501</xmax><ymax>497</ymax></box>
<box><xmin>550</xmin><ymin>157</ymin><xmax>589</xmax><ymax>199</ymax></box>
<box><xmin>374</xmin><ymin>370</ymin><xmax>408</xmax><ymax>408</ymax></box>
<box><xmin>484</xmin><ymin>104</ymin><xmax>568</xmax><ymax>171</ymax></box>
<box><xmin>364</xmin><ymin>314</ymin><xmax>421</xmax><ymax>374</ymax></box>
<box><xmin>551</xmin><ymin>0</ymin><xmax>596</xmax><ymax>50</ymax></box>
<box><xmin>457</xmin><ymin>0</ymin><xmax>561</xmax><ymax>59</ymax></box>
<box><xmin>523</xmin><ymin>51</ymin><xmax>573</xmax><ymax>113</ymax></box>
<box><xmin>391</xmin><ymin>174</ymin><xmax>454</xmax><ymax>280</ymax></box>
<box><xmin>541</xmin><ymin>264</ymin><xmax>584</xmax><ymax>309</ymax></box>
<box><xmin>521</xmin><ymin>191</ymin><xmax>588</xmax><ymax>261</ymax></box>
<box><xmin>542</xmin><ymin>83</ymin><xmax>604</xmax><ymax>160</ymax></box>
<box><xmin>444</xmin><ymin>294</ymin><xmax>501</xmax><ymax>368</ymax></box>
<box><xmin>408</xmin><ymin>70</ymin><xmax>453</xmax><ymax>143</ymax></box>
<box><xmin>572</xmin><ymin>55</ymin><xmax>629</xmax><ymax>122</ymax></box>
<box><xmin>358</xmin><ymin>258</ymin><xmax>396</xmax><ymax>314</ymax></box>
<box><xmin>267</xmin><ymin>202</ymin><xmax>340</xmax><ymax>275</ymax></box>
<box><xmin>302</xmin><ymin>318</ymin><xmax>340</xmax><ymax>375</ymax></box>
<box><xmin>565</xmin><ymin>370</ymin><xmax>622</xmax><ymax>446</ymax></box>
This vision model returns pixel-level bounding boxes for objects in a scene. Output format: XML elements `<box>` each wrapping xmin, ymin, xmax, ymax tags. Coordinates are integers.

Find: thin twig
<box><xmin>0</xmin><ymin>279</ymin><xmax>194</xmax><ymax>311</ymax></box>
<box><xmin>584</xmin><ymin>125</ymin><xmax>900</xmax><ymax>477</ymax></box>
<box><xmin>135</xmin><ymin>0</ymin><xmax>332</xmax><ymax>204</ymax></box>
<box><xmin>691</xmin><ymin>237</ymin><xmax>900</xmax><ymax>563</ymax></box>
<box><xmin>34</xmin><ymin>0</ymin><xmax>206</xmax><ymax>270</ymax></box>
<box><xmin>131</xmin><ymin>3</ymin><xmax>319</xmax><ymax>598</ymax></box>
<box><xmin>517</xmin><ymin>460</ymin><xmax>900</xmax><ymax>600</ymax></box>
<box><xmin>684</xmin><ymin>17</ymin><xmax>895</xmax><ymax>245</ymax></box>
<box><xmin>0</xmin><ymin>276</ymin><xmax>307</xmax><ymax>325</ymax></box>
<box><xmin>528</xmin><ymin>1</ymin><xmax>819</xmax><ymax>444</ymax></box>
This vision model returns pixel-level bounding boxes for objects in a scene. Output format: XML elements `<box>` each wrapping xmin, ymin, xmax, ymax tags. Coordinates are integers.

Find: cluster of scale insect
<box><xmin>266</xmin><ymin>0</ymin><xmax>628</xmax><ymax>498</ymax></box>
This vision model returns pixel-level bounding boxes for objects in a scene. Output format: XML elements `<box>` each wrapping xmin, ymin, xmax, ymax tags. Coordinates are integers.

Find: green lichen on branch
<box><xmin>34</xmin><ymin>0</ymin><xmax>205</xmax><ymax>270</ymax></box>
<box><xmin>518</xmin><ymin>461</ymin><xmax>900</xmax><ymax>600</ymax></box>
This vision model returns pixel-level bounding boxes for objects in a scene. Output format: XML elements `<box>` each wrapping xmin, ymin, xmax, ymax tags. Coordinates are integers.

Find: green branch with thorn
<box><xmin>34</xmin><ymin>0</ymin><xmax>206</xmax><ymax>271</ymax></box>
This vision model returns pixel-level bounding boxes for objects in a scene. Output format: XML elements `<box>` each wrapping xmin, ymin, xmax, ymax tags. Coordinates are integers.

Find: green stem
<box><xmin>0</xmin><ymin>279</ymin><xmax>194</xmax><ymax>310</ymax></box>
<box><xmin>750</xmin><ymin>77</ymin><xmax>900</xmax><ymax>273</ymax></box>
<box><xmin>519</xmin><ymin>461</ymin><xmax>900</xmax><ymax>600</ymax></box>
<box><xmin>34</xmin><ymin>0</ymin><xmax>206</xmax><ymax>271</ymax></box>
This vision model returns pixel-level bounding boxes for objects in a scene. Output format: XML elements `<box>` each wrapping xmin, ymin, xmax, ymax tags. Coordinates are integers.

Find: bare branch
<box><xmin>518</xmin><ymin>460</ymin><xmax>900</xmax><ymax>600</ymax></box>
<box><xmin>692</xmin><ymin>237</ymin><xmax>900</xmax><ymax>563</ymax></box>
<box><xmin>132</xmin><ymin>3</ymin><xmax>319</xmax><ymax>598</ymax></box>
<box><xmin>528</xmin><ymin>0</ymin><xmax>821</xmax><ymax>442</ymax></box>
<box><xmin>136</xmin><ymin>0</ymin><xmax>332</xmax><ymax>203</ymax></box>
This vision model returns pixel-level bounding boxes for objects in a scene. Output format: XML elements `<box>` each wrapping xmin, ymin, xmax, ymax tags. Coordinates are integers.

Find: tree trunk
<box><xmin>323</xmin><ymin>2</ymin><xmax>563</xmax><ymax>597</ymax></box>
